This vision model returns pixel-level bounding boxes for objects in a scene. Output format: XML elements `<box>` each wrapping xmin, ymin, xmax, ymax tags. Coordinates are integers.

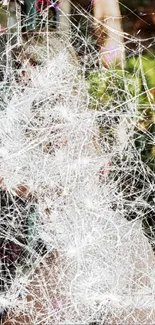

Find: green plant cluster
<box><xmin>87</xmin><ymin>54</ymin><xmax>155</xmax><ymax>171</ymax></box>
<box><xmin>87</xmin><ymin>54</ymin><xmax>155</xmax><ymax>245</ymax></box>
<box><xmin>127</xmin><ymin>55</ymin><xmax>155</xmax><ymax>171</ymax></box>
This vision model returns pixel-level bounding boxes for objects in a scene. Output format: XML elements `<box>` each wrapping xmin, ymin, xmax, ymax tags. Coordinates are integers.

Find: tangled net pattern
<box><xmin>0</xmin><ymin>2</ymin><xmax>155</xmax><ymax>324</ymax></box>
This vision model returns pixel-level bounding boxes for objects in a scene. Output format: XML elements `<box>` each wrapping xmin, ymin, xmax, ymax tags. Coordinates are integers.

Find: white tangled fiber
<box><xmin>0</xmin><ymin>39</ymin><xmax>155</xmax><ymax>325</ymax></box>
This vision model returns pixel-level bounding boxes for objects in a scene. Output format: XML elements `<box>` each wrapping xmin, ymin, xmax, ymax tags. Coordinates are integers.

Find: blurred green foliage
<box><xmin>87</xmin><ymin>53</ymin><xmax>155</xmax><ymax>107</ymax></box>
<box><xmin>87</xmin><ymin>53</ymin><xmax>155</xmax><ymax>241</ymax></box>
<box><xmin>87</xmin><ymin>53</ymin><xmax>155</xmax><ymax>171</ymax></box>
<box><xmin>127</xmin><ymin>55</ymin><xmax>155</xmax><ymax>171</ymax></box>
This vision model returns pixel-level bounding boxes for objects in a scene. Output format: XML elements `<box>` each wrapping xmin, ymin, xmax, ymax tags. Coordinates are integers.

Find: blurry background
<box><xmin>1</xmin><ymin>0</ymin><xmax>155</xmax><ymax>52</ymax></box>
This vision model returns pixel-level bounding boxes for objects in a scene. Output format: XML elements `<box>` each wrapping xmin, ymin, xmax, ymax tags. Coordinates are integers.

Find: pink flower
<box><xmin>102</xmin><ymin>45</ymin><xmax>119</xmax><ymax>62</ymax></box>
<box><xmin>0</xmin><ymin>26</ymin><xmax>7</xmax><ymax>34</ymax></box>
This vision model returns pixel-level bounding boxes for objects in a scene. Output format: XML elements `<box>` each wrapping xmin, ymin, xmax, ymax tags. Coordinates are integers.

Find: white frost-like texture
<box><xmin>0</xmin><ymin>49</ymin><xmax>155</xmax><ymax>324</ymax></box>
